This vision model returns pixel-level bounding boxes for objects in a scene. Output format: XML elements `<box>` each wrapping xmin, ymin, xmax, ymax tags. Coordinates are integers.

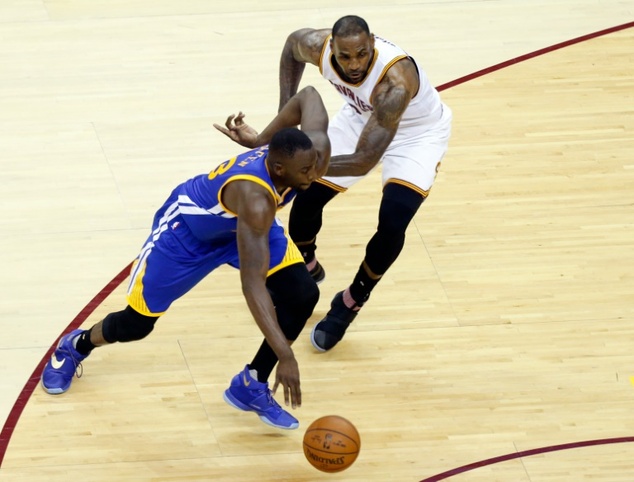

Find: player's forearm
<box><xmin>237</xmin><ymin>214</ymin><xmax>296</xmax><ymax>363</ymax></box>
<box><xmin>325</xmin><ymin>153</ymin><xmax>378</xmax><ymax>176</ymax></box>
<box><xmin>242</xmin><ymin>282</ymin><xmax>295</xmax><ymax>362</ymax></box>
<box><xmin>256</xmin><ymin>87</ymin><xmax>319</xmax><ymax>145</ymax></box>
<box><xmin>279</xmin><ymin>37</ymin><xmax>306</xmax><ymax>111</ymax></box>
<box><xmin>326</xmin><ymin>121</ymin><xmax>395</xmax><ymax>176</ymax></box>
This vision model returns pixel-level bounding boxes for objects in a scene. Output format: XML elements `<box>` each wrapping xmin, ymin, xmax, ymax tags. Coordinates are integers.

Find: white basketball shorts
<box><xmin>319</xmin><ymin>102</ymin><xmax>452</xmax><ymax>197</ymax></box>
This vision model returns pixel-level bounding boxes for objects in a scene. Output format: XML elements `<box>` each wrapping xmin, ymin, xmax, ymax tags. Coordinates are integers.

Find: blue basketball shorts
<box><xmin>125</xmin><ymin>193</ymin><xmax>303</xmax><ymax>316</ymax></box>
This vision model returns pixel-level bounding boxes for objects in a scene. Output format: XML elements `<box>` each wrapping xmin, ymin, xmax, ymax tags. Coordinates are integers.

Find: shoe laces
<box><xmin>263</xmin><ymin>389</ymin><xmax>283</xmax><ymax>413</ymax></box>
<box><xmin>57</xmin><ymin>347</ymin><xmax>84</xmax><ymax>379</ymax></box>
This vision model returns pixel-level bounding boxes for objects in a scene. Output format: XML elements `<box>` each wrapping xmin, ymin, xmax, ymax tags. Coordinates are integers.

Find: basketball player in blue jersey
<box><xmin>278</xmin><ymin>15</ymin><xmax>453</xmax><ymax>352</ymax></box>
<box><xmin>40</xmin><ymin>86</ymin><xmax>331</xmax><ymax>430</ymax></box>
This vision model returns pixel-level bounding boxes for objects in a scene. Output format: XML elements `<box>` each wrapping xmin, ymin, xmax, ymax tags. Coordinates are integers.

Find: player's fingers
<box><xmin>292</xmin><ymin>383</ymin><xmax>301</xmax><ymax>408</ymax></box>
<box><xmin>213</xmin><ymin>124</ymin><xmax>230</xmax><ymax>136</ymax></box>
<box><xmin>272</xmin><ymin>379</ymin><xmax>279</xmax><ymax>395</ymax></box>
<box><xmin>283</xmin><ymin>383</ymin><xmax>291</xmax><ymax>407</ymax></box>
<box><xmin>235</xmin><ymin>112</ymin><xmax>245</xmax><ymax>125</ymax></box>
<box><xmin>224</xmin><ymin>114</ymin><xmax>236</xmax><ymax>129</ymax></box>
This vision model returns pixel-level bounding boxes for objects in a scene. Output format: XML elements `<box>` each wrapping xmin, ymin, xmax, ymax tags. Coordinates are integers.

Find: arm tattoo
<box><xmin>373</xmin><ymin>81</ymin><xmax>411</xmax><ymax>129</ymax></box>
<box><xmin>325</xmin><ymin>81</ymin><xmax>413</xmax><ymax>177</ymax></box>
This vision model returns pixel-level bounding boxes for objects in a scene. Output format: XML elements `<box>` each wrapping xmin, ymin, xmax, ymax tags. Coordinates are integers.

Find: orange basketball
<box><xmin>302</xmin><ymin>415</ymin><xmax>361</xmax><ymax>473</ymax></box>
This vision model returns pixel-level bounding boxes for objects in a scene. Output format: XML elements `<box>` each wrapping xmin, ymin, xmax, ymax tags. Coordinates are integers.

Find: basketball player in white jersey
<box><xmin>278</xmin><ymin>15</ymin><xmax>453</xmax><ymax>351</ymax></box>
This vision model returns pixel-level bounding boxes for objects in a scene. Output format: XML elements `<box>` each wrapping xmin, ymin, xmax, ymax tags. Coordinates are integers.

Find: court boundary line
<box><xmin>419</xmin><ymin>437</ymin><xmax>634</xmax><ymax>481</ymax></box>
<box><xmin>436</xmin><ymin>21</ymin><xmax>634</xmax><ymax>92</ymax></box>
<box><xmin>0</xmin><ymin>263</ymin><xmax>132</xmax><ymax>466</ymax></box>
<box><xmin>1</xmin><ymin>19</ymin><xmax>633</xmax><ymax>474</ymax></box>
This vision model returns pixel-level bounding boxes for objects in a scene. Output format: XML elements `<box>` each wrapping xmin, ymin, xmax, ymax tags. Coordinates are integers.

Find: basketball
<box><xmin>302</xmin><ymin>415</ymin><xmax>361</xmax><ymax>473</ymax></box>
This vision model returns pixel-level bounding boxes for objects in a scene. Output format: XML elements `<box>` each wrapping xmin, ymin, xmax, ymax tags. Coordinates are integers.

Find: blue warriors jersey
<box><xmin>126</xmin><ymin>146</ymin><xmax>304</xmax><ymax>316</ymax></box>
<box><xmin>179</xmin><ymin>146</ymin><xmax>297</xmax><ymax>242</ymax></box>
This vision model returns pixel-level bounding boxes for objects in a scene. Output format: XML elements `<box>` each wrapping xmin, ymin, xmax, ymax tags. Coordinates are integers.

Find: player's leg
<box><xmin>41</xmin><ymin>193</ymin><xmax>222</xmax><ymax>394</ymax></box>
<box><xmin>289</xmin><ymin>105</ymin><xmax>367</xmax><ymax>283</ymax></box>
<box><xmin>224</xmin><ymin>222</ymin><xmax>318</xmax><ymax>429</ymax></box>
<box><xmin>288</xmin><ymin>181</ymin><xmax>339</xmax><ymax>283</ymax></box>
<box><xmin>310</xmin><ymin>183</ymin><xmax>425</xmax><ymax>352</ymax></box>
<box><xmin>311</xmin><ymin>105</ymin><xmax>453</xmax><ymax>351</ymax></box>
<box><xmin>251</xmin><ymin>262</ymin><xmax>319</xmax><ymax>379</ymax></box>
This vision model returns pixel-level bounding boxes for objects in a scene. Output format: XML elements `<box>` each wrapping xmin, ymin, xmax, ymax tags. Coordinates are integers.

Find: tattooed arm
<box><xmin>325</xmin><ymin>58</ymin><xmax>420</xmax><ymax>177</ymax></box>
<box><xmin>279</xmin><ymin>28</ymin><xmax>331</xmax><ymax>111</ymax></box>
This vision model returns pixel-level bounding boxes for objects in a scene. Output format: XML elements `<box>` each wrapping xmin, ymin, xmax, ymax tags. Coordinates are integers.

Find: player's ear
<box><xmin>272</xmin><ymin>162</ymin><xmax>285</xmax><ymax>177</ymax></box>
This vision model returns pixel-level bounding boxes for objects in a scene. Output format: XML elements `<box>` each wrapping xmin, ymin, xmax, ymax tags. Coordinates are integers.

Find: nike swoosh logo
<box><xmin>51</xmin><ymin>355</ymin><xmax>65</xmax><ymax>370</ymax></box>
<box><xmin>242</xmin><ymin>373</ymin><xmax>251</xmax><ymax>387</ymax></box>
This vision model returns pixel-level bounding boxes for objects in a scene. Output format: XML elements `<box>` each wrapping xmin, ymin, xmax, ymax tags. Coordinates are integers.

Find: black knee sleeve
<box><xmin>101</xmin><ymin>306</ymin><xmax>159</xmax><ymax>343</ymax></box>
<box><xmin>289</xmin><ymin>182</ymin><xmax>339</xmax><ymax>260</ymax></box>
<box><xmin>266</xmin><ymin>263</ymin><xmax>320</xmax><ymax>341</ymax></box>
<box><xmin>365</xmin><ymin>183</ymin><xmax>425</xmax><ymax>275</ymax></box>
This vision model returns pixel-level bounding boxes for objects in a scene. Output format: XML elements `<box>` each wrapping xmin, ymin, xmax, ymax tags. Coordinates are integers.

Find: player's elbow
<box><xmin>297</xmin><ymin>85</ymin><xmax>319</xmax><ymax>100</ymax></box>
<box><xmin>285</xmin><ymin>29</ymin><xmax>310</xmax><ymax>59</ymax></box>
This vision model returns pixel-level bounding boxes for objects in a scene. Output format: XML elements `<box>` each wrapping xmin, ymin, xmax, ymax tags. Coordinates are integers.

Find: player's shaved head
<box><xmin>269</xmin><ymin>127</ymin><xmax>313</xmax><ymax>160</ymax></box>
<box><xmin>332</xmin><ymin>15</ymin><xmax>370</xmax><ymax>38</ymax></box>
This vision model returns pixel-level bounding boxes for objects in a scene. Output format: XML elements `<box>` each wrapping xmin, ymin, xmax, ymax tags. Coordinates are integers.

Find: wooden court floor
<box><xmin>1</xmin><ymin>2</ymin><xmax>633</xmax><ymax>481</ymax></box>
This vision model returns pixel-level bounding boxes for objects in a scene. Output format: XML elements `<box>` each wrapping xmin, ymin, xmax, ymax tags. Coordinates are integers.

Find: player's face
<box><xmin>331</xmin><ymin>33</ymin><xmax>375</xmax><ymax>83</ymax></box>
<box><xmin>285</xmin><ymin>148</ymin><xmax>318</xmax><ymax>191</ymax></box>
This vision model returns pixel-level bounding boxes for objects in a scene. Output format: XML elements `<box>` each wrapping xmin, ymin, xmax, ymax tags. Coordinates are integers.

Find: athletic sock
<box><xmin>348</xmin><ymin>266</ymin><xmax>379</xmax><ymax>306</ymax></box>
<box><xmin>342</xmin><ymin>288</ymin><xmax>363</xmax><ymax>311</ymax></box>
<box><xmin>306</xmin><ymin>257</ymin><xmax>318</xmax><ymax>271</ymax></box>
<box><xmin>74</xmin><ymin>329</ymin><xmax>97</xmax><ymax>356</ymax></box>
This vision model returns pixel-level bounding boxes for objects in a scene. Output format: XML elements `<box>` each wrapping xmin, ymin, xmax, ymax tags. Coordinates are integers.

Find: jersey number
<box><xmin>208</xmin><ymin>157</ymin><xmax>237</xmax><ymax>180</ymax></box>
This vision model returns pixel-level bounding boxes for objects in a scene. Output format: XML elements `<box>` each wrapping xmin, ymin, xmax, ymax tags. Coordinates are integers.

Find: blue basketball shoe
<box><xmin>223</xmin><ymin>365</ymin><xmax>299</xmax><ymax>430</ymax></box>
<box><xmin>41</xmin><ymin>329</ymin><xmax>87</xmax><ymax>394</ymax></box>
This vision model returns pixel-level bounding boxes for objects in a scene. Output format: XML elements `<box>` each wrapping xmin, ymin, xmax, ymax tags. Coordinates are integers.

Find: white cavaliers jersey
<box><xmin>319</xmin><ymin>35</ymin><xmax>443</xmax><ymax>129</ymax></box>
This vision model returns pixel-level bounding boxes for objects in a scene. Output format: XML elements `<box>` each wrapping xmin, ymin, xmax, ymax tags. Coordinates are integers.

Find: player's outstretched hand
<box><xmin>213</xmin><ymin>112</ymin><xmax>259</xmax><ymax>148</ymax></box>
<box><xmin>272</xmin><ymin>356</ymin><xmax>302</xmax><ymax>409</ymax></box>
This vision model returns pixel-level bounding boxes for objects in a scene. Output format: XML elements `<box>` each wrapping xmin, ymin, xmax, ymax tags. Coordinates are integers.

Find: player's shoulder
<box><xmin>374</xmin><ymin>35</ymin><xmax>413</xmax><ymax>61</ymax></box>
<box><xmin>293</xmin><ymin>28</ymin><xmax>331</xmax><ymax>65</ymax></box>
<box><xmin>296</xmin><ymin>28</ymin><xmax>331</xmax><ymax>60</ymax></box>
<box><xmin>373</xmin><ymin>35</ymin><xmax>401</xmax><ymax>49</ymax></box>
<box><xmin>299</xmin><ymin>27</ymin><xmax>331</xmax><ymax>45</ymax></box>
<box><xmin>374</xmin><ymin>37</ymin><xmax>418</xmax><ymax>80</ymax></box>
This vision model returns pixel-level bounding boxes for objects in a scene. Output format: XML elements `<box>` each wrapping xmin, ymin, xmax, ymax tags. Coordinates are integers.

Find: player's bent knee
<box><xmin>364</xmin><ymin>183</ymin><xmax>425</xmax><ymax>275</ymax></box>
<box><xmin>292</xmin><ymin>273</ymin><xmax>320</xmax><ymax>310</ymax></box>
<box><xmin>267</xmin><ymin>263</ymin><xmax>320</xmax><ymax>338</ymax></box>
<box><xmin>268</xmin><ymin>264</ymin><xmax>319</xmax><ymax>305</ymax></box>
<box><xmin>102</xmin><ymin>306</ymin><xmax>159</xmax><ymax>343</ymax></box>
<box><xmin>378</xmin><ymin>183</ymin><xmax>425</xmax><ymax>234</ymax></box>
